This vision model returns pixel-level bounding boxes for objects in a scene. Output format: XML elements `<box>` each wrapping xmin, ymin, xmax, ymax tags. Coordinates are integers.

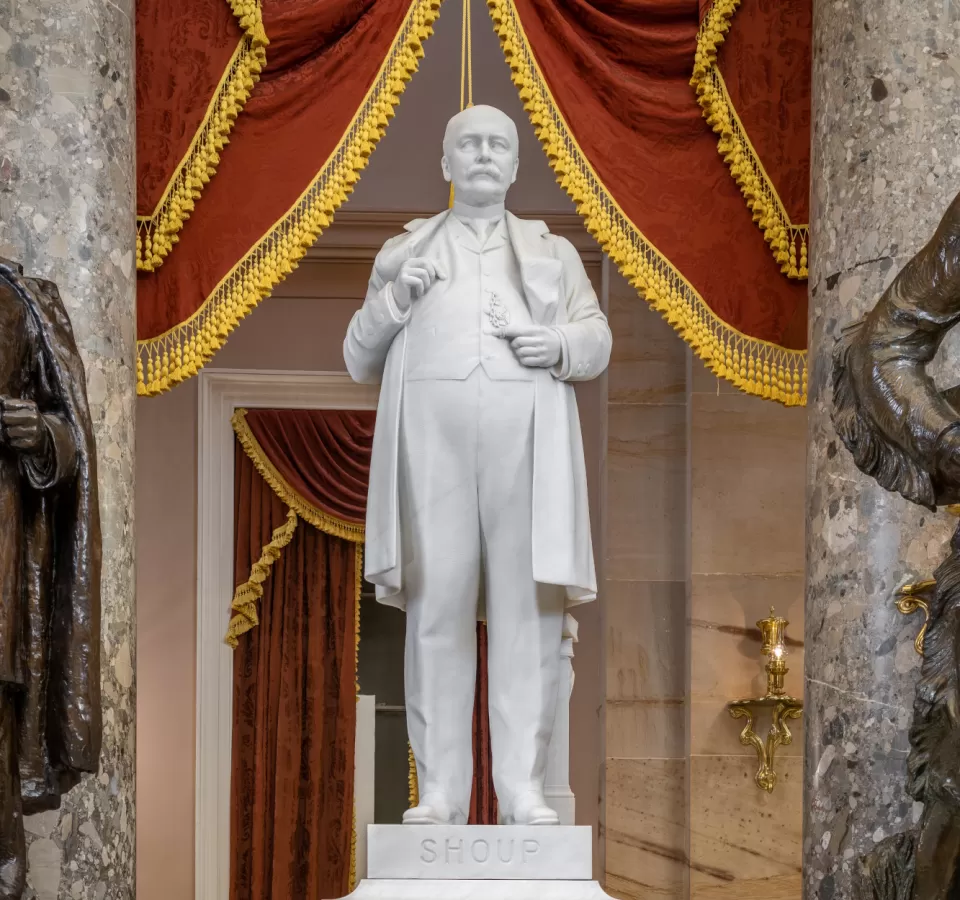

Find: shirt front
<box><xmin>403</xmin><ymin>214</ymin><xmax>534</xmax><ymax>382</ymax></box>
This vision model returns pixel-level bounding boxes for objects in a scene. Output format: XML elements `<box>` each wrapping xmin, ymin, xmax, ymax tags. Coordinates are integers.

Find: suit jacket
<box><xmin>344</xmin><ymin>210</ymin><xmax>611</xmax><ymax>609</ymax></box>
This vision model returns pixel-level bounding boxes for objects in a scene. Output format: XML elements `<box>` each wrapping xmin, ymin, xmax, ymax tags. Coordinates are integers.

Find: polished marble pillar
<box><xmin>0</xmin><ymin>1</ymin><xmax>136</xmax><ymax>897</ymax></box>
<box><xmin>804</xmin><ymin>3</ymin><xmax>960</xmax><ymax>897</ymax></box>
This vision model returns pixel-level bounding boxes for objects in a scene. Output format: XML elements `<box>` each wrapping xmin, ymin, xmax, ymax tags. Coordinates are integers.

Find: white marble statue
<box><xmin>344</xmin><ymin>105</ymin><xmax>611</xmax><ymax>828</ymax></box>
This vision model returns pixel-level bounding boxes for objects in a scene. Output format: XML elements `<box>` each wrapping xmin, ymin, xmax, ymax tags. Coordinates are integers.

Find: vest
<box><xmin>404</xmin><ymin>215</ymin><xmax>533</xmax><ymax>381</ymax></box>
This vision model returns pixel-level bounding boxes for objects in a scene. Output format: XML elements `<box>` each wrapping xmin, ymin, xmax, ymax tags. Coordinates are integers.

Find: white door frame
<box><xmin>195</xmin><ymin>369</ymin><xmax>378</xmax><ymax>900</ymax></box>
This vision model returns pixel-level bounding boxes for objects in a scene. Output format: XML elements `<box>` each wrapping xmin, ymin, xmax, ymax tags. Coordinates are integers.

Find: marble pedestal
<box><xmin>340</xmin><ymin>826</ymin><xmax>617</xmax><ymax>899</ymax></box>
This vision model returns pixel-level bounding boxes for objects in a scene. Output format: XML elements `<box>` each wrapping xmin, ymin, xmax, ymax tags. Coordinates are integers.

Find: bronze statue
<box><xmin>0</xmin><ymin>260</ymin><xmax>101</xmax><ymax>900</ymax></box>
<box><xmin>833</xmin><ymin>192</ymin><xmax>960</xmax><ymax>900</ymax></box>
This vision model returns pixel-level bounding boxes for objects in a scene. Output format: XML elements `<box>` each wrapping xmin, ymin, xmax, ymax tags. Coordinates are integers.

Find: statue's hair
<box><xmin>831</xmin><ymin>320</ymin><xmax>936</xmax><ymax>510</ymax></box>
<box><xmin>442</xmin><ymin>105</ymin><xmax>518</xmax><ymax>154</ymax></box>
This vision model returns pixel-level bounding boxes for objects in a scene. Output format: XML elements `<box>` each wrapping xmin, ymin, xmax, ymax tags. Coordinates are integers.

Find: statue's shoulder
<box><xmin>507</xmin><ymin>214</ymin><xmax>578</xmax><ymax>260</ymax></box>
<box><xmin>378</xmin><ymin>211</ymin><xmax>447</xmax><ymax>253</ymax></box>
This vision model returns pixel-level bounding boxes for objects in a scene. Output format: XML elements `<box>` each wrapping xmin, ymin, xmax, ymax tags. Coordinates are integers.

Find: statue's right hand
<box><xmin>392</xmin><ymin>257</ymin><xmax>446</xmax><ymax>310</ymax></box>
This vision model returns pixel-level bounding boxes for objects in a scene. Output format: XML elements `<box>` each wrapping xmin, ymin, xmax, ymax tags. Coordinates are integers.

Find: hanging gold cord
<box><xmin>137</xmin><ymin>0</ymin><xmax>443</xmax><ymax>396</ymax></box>
<box><xmin>690</xmin><ymin>0</ymin><xmax>808</xmax><ymax>279</ymax></box>
<box><xmin>225</xmin><ymin>507</ymin><xmax>299</xmax><ymax>648</ymax></box>
<box><xmin>137</xmin><ymin>0</ymin><xmax>269</xmax><ymax>272</ymax></box>
<box><xmin>486</xmin><ymin>0</ymin><xmax>807</xmax><ymax>406</ymax></box>
<box><xmin>448</xmin><ymin>0</ymin><xmax>474</xmax><ymax>208</ymax></box>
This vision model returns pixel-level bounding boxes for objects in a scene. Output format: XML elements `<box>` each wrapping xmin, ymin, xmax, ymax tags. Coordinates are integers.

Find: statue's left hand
<box><xmin>502</xmin><ymin>324</ymin><xmax>562</xmax><ymax>368</ymax></box>
<box><xmin>1</xmin><ymin>398</ymin><xmax>46</xmax><ymax>452</ymax></box>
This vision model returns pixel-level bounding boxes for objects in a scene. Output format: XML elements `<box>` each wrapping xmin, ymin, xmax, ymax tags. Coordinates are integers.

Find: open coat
<box><xmin>344</xmin><ymin>211</ymin><xmax>611</xmax><ymax>609</ymax></box>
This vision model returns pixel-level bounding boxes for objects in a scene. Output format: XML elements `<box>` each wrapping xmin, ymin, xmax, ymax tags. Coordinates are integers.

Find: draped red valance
<box><xmin>135</xmin><ymin>0</ymin><xmax>440</xmax><ymax>396</ymax></box>
<box><xmin>136</xmin><ymin>0</ymin><xmax>267</xmax><ymax>272</ymax></box>
<box><xmin>693</xmin><ymin>0</ymin><xmax>811</xmax><ymax>278</ymax></box>
<box><xmin>488</xmin><ymin>0</ymin><xmax>809</xmax><ymax>404</ymax></box>
<box><xmin>241</xmin><ymin>408</ymin><xmax>374</xmax><ymax>530</ymax></box>
<box><xmin>135</xmin><ymin>0</ymin><xmax>812</xmax><ymax>405</ymax></box>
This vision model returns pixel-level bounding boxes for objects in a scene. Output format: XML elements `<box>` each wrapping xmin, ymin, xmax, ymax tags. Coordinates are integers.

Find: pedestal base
<box><xmin>342</xmin><ymin>879</ymin><xmax>616</xmax><ymax>899</ymax></box>
<box><xmin>369</xmin><ymin>825</ymin><xmax>591</xmax><ymax>880</ymax></box>
<box><xmin>335</xmin><ymin>826</ymin><xmax>618</xmax><ymax>899</ymax></box>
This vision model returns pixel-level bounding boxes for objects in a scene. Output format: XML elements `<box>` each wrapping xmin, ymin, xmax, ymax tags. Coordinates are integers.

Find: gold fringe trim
<box><xmin>408</xmin><ymin>743</ymin><xmax>419</xmax><ymax>809</ymax></box>
<box><xmin>487</xmin><ymin>0</ymin><xmax>807</xmax><ymax>406</ymax></box>
<box><xmin>232</xmin><ymin>409</ymin><xmax>366</xmax><ymax>542</ymax></box>
<box><xmin>691</xmin><ymin>0</ymin><xmax>808</xmax><ymax>280</ymax></box>
<box><xmin>136</xmin><ymin>0</ymin><xmax>269</xmax><ymax>273</ymax></box>
<box><xmin>224</xmin><ymin>506</ymin><xmax>298</xmax><ymax>648</ymax></box>
<box><xmin>136</xmin><ymin>0</ymin><xmax>442</xmax><ymax>395</ymax></box>
<box><xmin>350</xmin><ymin>552</ymin><xmax>361</xmax><ymax>891</ymax></box>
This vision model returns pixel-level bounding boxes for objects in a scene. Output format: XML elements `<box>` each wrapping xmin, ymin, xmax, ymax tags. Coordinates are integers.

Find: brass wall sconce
<box><xmin>727</xmin><ymin>607</ymin><xmax>803</xmax><ymax>793</ymax></box>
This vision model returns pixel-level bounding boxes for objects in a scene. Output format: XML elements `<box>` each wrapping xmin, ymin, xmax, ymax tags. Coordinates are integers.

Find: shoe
<box><xmin>504</xmin><ymin>791</ymin><xmax>560</xmax><ymax>826</ymax></box>
<box><xmin>402</xmin><ymin>793</ymin><xmax>460</xmax><ymax>825</ymax></box>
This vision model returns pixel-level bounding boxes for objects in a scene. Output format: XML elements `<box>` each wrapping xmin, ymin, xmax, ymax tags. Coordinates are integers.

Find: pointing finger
<box><xmin>501</xmin><ymin>324</ymin><xmax>537</xmax><ymax>340</ymax></box>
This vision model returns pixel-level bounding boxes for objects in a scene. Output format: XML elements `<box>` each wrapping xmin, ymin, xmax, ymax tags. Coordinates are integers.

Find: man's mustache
<box><xmin>467</xmin><ymin>167</ymin><xmax>502</xmax><ymax>179</ymax></box>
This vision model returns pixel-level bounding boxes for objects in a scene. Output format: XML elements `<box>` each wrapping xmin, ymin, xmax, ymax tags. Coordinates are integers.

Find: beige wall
<box><xmin>601</xmin><ymin>268</ymin><xmax>807</xmax><ymax>899</ymax></box>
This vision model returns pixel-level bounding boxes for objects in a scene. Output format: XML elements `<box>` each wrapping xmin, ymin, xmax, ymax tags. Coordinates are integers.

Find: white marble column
<box><xmin>805</xmin><ymin>3</ymin><xmax>960</xmax><ymax>898</ymax></box>
<box><xmin>0</xmin><ymin>2</ymin><xmax>136</xmax><ymax>898</ymax></box>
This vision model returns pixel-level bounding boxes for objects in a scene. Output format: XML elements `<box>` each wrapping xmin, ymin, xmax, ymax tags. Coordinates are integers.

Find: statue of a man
<box><xmin>0</xmin><ymin>260</ymin><xmax>101</xmax><ymax>899</ymax></box>
<box><xmin>344</xmin><ymin>105</ymin><xmax>611</xmax><ymax>826</ymax></box>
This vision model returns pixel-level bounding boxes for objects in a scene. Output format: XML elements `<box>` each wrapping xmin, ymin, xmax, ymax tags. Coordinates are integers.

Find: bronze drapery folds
<box><xmin>832</xmin><ymin>191</ymin><xmax>960</xmax><ymax>899</ymax></box>
<box><xmin>0</xmin><ymin>260</ymin><xmax>101</xmax><ymax>900</ymax></box>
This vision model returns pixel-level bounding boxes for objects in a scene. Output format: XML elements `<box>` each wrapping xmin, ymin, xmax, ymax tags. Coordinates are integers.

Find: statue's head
<box><xmin>441</xmin><ymin>105</ymin><xmax>519</xmax><ymax>207</ymax></box>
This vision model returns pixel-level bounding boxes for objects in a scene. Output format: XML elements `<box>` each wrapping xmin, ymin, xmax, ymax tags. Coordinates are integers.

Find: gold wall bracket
<box><xmin>896</xmin><ymin>579</ymin><xmax>934</xmax><ymax>656</ymax></box>
<box><xmin>728</xmin><ymin>696</ymin><xmax>803</xmax><ymax>792</ymax></box>
<box><xmin>728</xmin><ymin>607</ymin><xmax>803</xmax><ymax>792</ymax></box>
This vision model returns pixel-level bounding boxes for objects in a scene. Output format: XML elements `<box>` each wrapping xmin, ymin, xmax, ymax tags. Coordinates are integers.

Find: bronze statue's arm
<box><xmin>833</xmin><ymin>191</ymin><xmax>960</xmax><ymax>508</ymax></box>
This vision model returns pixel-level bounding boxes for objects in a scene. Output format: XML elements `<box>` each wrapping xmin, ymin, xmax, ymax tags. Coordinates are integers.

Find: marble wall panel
<box><xmin>605</xmin><ymin>758</ymin><xmax>688</xmax><ymax>900</ymax></box>
<box><xmin>689</xmin><ymin>756</ymin><xmax>802</xmax><ymax>900</ymax></box>
<box><xmin>690</xmin><ymin>394</ymin><xmax>806</xmax><ymax>577</ymax></box>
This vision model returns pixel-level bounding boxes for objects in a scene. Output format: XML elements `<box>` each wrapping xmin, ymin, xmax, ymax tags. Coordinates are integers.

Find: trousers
<box><xmin>399</xmin><ymin>369</ymin><xmax>565</xmax><ymax>823</ymax></box>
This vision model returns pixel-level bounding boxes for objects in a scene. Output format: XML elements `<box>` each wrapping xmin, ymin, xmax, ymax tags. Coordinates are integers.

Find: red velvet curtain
<box><xmin>135</xmin><ymin>0</ymin><xmax>439</xmax><ymax>395</ymax></box>
<box><xmin>469</xmin><ymin>624</ymin><xmax>497</xmax><ymax>825</ymax></box>
<box><xmin>230</xmin><ymin>443</ymin><xmax>358</xmax><ymax>900</ymax></box>
<box><xmin>702</xmin><ymin>0</ymin><xmax>811</xmax><ymax>230</ymax></box>
<box><xmin>243</xmin><ymin>409</ymin><xmax>372</xmax><ymax>526</ymax></box>
<box><xmin>501</xmin><ymin>0</ymin><xmax>807</xmax><ymax>350</ymax></box>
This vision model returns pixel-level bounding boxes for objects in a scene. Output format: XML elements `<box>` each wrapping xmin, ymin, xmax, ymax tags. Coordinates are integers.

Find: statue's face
<box><xmin>441</xmin><ymin>106</ymin><xmax>519</xmax><ymax>206</ymax></box>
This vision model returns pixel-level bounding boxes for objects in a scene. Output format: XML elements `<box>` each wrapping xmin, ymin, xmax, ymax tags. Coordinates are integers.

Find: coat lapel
<box><xmin>506</xmin><ymin>213</ymin><xmax>563</xmax><ymax>325</ymax></box>
<box><xmin>375</xmin><ymin>210</ymin><xmax>452</xmax><ymax>283</ymax></box>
